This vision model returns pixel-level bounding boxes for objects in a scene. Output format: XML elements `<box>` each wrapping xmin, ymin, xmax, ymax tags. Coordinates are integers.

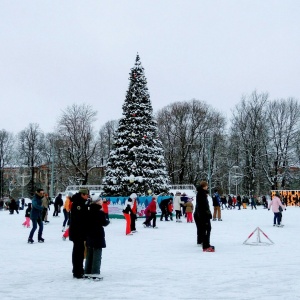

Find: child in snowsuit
<box><xmin>167</xmin><ymin>199</ymin><xmax>173</xmax><ymax>221</ymax></box>
<box><xmin>143</xmin><ymin>206</ymin><xmax>152</xmax><ymax>227</ymax></box>
<box><xmin>184</xmin><ymin>198</ymin><xmax>194</xmax><ymax>223</ymax></box>
<box><xmin>84</xmin><ymin>198</ymin><xmax>110</xmax><ymax>277</ymax></box>
<box><xmin>22</xmin><ymin>203</ymin><xmax>32</xmax><ymax>228</ymax></box>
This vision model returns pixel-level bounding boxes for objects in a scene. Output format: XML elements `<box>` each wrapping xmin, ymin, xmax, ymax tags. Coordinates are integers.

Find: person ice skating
<box><xmin>262</xmin><ymin>195</ymin><xmax>268</xmax><ymax>209</ymax></box>
<box><xmin>69</xmin><ymin>188</ymin><xmax>90</xmax><ymax>279</ymax></box>
<box><xmin>53</xmin><ymin>193</ymin><xmax>63</xmax><ymax>217</ymax></box>
<box><xmin>212</xmin><ymin>190</ymin><xmax>222</xmax><ymax>221</ymax></box>
<box><xmin>180</xmin><ymin>193</ymin><xmax>188</xmax><ymax>218</ymax></box>
<box><xmin>22</xmin><ymin>203</ymin><xmax>32</xmax><ymax>228</ymax></box>
<box><xmin>167</xmin><ymin>198</ymin><xmax>173</xmax><ymax>221</ymax></box>
<box><xmin>84</xmin><ymin>198</ymin><xmax>110</xmax><ymax>278</ymax></box>
<box><xmin>184</xmin><ymin>198</ymin><xmax>194</xmax><ymax>223</ymax></box>
<box><xmin>268</xmin><ymin>192</ymin><xmax>286</xmax><ymax>227</ymax></box>
<box><xmin>42</xmin><ymin>193</ymin><xmax>50</xmax><ymax>224</ymax></box>
<box><xmin>123</xmin><ymin>197</ymin><xmax>133</xmax><ymax>235</ymax></box>
<box><xmin>130</xmin><ymin>194</ymin><xmax>138</xmax><ymax>233</ymax></box>
<box><xmin>194</xmin><ymin>181</ymin><xmax>214</xmax><ymax>252</ymax></box>
<box><xmin>21</xmin><ymin>198</ymin><xmax>25</xmax><ymax>210</ymax></box>
<box><xmin>236</xmin><ymin>194</ymin><xmax>242</xmax><ymax>210</ymax></box>
<box><xmin>9</xmin><ymin>197</ymin><xmax>19</xmax><ymax>214</ymax></box>
<box><xmin>220</xmin><ymin>195</ymin><xmax>227</xmax><ymax>210</ymax></box>
<box><xmin>101</xmin><ymin>198</ymin><xmax>110</xmax><ymax>220</ymax></box>
<box><xmin>144</xmin><ymin>196</ymin><xmax>158</xmax><ymax>228</ymax></box>
<box><xmin>159</xmin><ymin>198</ymin><xmax>171</xmax><ymax>221</ymax></box>
<box><xmin>62</xmin><ymin>193</ymin><xmax>72</xmax><ymax>231</ymax></box>
<box><xmin>28</xmin><ymin>188</ymin><xmax>45</xmax><ymax>244</ymax></box>
<box><xmin>250</xmin><ymin>195</ymin><xmax>257</xmax><ymax>210</ymax></box>
<box><xmin>174</xmin><ymin>192</ymin><xmax>183</xmax><ymax>222</ymax></box>
<box><xmin>142</xmin><ymin>205</ymin><xmax>152</xmax><ymax>228</ymax></box>
<box><xmin>242</xmin><ymin>196</ymin><xmax>248</xmax><ymax>209</ymax></box>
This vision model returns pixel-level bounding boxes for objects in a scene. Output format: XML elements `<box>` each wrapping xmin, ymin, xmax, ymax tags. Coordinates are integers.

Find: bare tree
<box><xmin>262</xmin><ymin>98</ymin><xmax>300</xmax><ymax>189</ymax></box>
<box><xmin>156</xmin><ymin>99</ymin><xmax>226</xmax><ymax>186</ymax></box>
<box><xmin>18</xmin><ymin>123</ymin><xmax>45</xmax><ymax>196</ymax></box>
<box><xmin>56</xmin><ymin>103</ymin><xmax>99</xmax><ymax>185</ymax></box>
<box><xmin>0</xmin><ymin>129</ymin><xmax>14</xmax><ymax>197</ymax></box>
<box><xmin>230</xmin><ymin>91</ymin><xmax>269</xmax><ymax>195</ymax></box>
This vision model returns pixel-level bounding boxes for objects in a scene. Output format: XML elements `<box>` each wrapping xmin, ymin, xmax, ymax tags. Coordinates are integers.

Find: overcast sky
<box><xmin>0</xmin><ymin>0</ymin><xmax>299</xmax><ymax>134</ymax></box>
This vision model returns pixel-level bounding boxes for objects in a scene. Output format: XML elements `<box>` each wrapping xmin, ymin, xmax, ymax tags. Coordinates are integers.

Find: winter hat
<box><xmin>92</xmin><ymin>197</ymin><xmax>102</xmax><ymax>203</ymax></box>
<box><xmin>187</xmin><ymin>198</ymin><xmax>193</xmax><ymax>202</ymax></box>
<box><xmin>130</xmin><ymin>193</ymin><xmax>137</xmax><ymax>199</ymax></box>
<box><xmin>275</xmin><ymin>191</ymin><xmax>281</xmax><ymax>197</ymax></box>
<box><xmin>79</xmin><ymin>188</ymin><xmax>89</xmax><ymax>195</ymax></box>
<box><xmin>68</xmin><ymin>192</ymin><xmax>73</xmax><ymax>197</ymax></box>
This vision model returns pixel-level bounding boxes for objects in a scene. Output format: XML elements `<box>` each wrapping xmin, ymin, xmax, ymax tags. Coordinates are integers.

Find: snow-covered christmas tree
<box><xmin>103</xmin><ymin>54</ymin><xmax>170</xmax><ymax>196</ymax></box>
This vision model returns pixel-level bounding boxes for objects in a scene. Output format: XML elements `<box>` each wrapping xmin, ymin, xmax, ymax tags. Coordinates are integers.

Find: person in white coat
<box><xmin>173</xmin><ymin>192</ymin><xmax>184</xmax><ymax>222</ymax></box>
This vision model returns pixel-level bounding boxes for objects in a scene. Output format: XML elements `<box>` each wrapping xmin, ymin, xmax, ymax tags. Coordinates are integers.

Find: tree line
<box><xmin>0</xmin><ymin>91</ymin><xmax>299</xmax><ymax>198</ymax></box>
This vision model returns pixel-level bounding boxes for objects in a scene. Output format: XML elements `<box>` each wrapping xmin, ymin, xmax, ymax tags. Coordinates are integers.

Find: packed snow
<box><xmin>1</xmin><ymin>201</ymin><xmax>300</xmax><ymax>300</ymax></box>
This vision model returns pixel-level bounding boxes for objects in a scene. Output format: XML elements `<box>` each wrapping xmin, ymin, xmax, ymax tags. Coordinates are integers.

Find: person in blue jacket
<box><xmin>28</xmin><ymin>188</ymin><xmax>45</xmax><ymax>244</ymax></box>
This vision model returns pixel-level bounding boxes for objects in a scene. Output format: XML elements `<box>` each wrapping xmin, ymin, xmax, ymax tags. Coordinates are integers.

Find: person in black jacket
<box><xmin>193</xmin><ymin>181</ymin><xmax>214</xmax><ymax>252</ymax></box>
<box><xmin>53</xmin><ymin>193</ymin><xmax>63</xmax><ymax>217</ymax></box>
<box><xmin>69</xmin><ymin>188</ymin><xmax>90</xmax><ymax>279</ymax></box>
<box><xmin>84</xmin><ymin>198</ymin><xmax>110</xmax><ymax>277</ymax></box>
<box><xmin>159</xmin><ymin>198</ymin><xmax>171</xmax><ymax>221</ymax></box>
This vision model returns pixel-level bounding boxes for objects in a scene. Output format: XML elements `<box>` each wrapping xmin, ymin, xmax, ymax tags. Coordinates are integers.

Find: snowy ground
<box><xmin>1</xmin><ymin>204</ymin><xmax>300</xmax><ymax>300</ymax></box>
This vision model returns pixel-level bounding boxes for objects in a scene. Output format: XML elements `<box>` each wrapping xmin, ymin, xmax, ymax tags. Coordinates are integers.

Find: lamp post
<box><xmin>205</xmin><ymin>135</ymin><xmax>212</xmax><ymax>196</ymax></box>
<box><xmin>50</xmin><ymin>141</ymin><xmax>55</xmax><ymax>199</ymax></box>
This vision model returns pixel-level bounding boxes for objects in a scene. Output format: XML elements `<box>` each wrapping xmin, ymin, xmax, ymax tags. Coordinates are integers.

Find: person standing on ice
<box><xmin>212</xmin><ymin>190</ymin><xmax>222</xmax><ymax>221</ymax></box>
<box><xmin>84</xmin><ymin>197</ymin><xmax>110</xmax><ymax>278</ymax></box>
<box><xmin>69</xmin><ymin>188</ymin><xmax>90</xmax><ymax>279</ymax></box>
<box><xmin>62</xmin><ymin>192</ymin><xmax>72</xmax><ymax>231</ymax></box>
<box><xmin>129</xmin><ymin>193</ymin><xmax>138</xmax><ymax>233</ymax></box>
<box><xmin>268</xmin><ymin>192</ymin><xmax>286</xmax><ymax>227</ymax></box>
<box><xmin>22</xmin><ymin>203</ymin><xmax>31</xmax><ymax>228</ymax></box>
<box><xmin>144</xmin><ymin>196</ymin><xmax>158</xmax><ymax>228</ymax></box>
<box><xmin>28</xmin><ymin>188</ymin><xmax>45</xmax><ymax>243</ymax></box>
<box><xmin>173</xmin><ymin>191</ymin><xmax>183</xmax><ymax>222</ymax></box>
<box><xmin>123</xmin><ymin>197</ymin><xmax>133</xmax><ymax>235</ymax></box>
<box><xmin>194</xmin><ymin>181</ymin><xmax>214</xmax><ymax>252</ymax></box>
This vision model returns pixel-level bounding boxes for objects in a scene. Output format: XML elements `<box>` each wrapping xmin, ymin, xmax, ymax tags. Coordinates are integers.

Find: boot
<box><xmin>28</xmin><ymin>238</ymin><xmax>34</xmax><ymax>244</ymax></box>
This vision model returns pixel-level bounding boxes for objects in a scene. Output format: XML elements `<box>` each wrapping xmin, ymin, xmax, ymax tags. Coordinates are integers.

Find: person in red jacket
<box><xmin>167</xmin><ymin>199</ymin><xmax>173</xmax><ymax>221</ymax></box>
<box><xmin>144</xmin><ymin>197</ymin><xmax>158</xmax><ymax>229</ymax></box>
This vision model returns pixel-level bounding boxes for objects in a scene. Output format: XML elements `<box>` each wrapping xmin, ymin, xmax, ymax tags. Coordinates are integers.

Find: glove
<box><xmin>268</xmin><ymin>209</ymin><xmax>270</xmax><ymax>211</ymax></box>
<box><xmin>285</xmin><ymin>208</ymin><xmax>286</xmax><ymax>211</ymax></box>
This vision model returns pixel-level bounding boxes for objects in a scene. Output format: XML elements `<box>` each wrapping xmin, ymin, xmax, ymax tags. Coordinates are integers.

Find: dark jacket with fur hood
<box><xmin>194</xmin><ymin>186</ymin><xmax>212</xmax><ymax>222</ymax></box>
<box><xmin>86</xmin><ymin>203</ymin><xmax>110</xmax><ymax>248</ymax></box>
